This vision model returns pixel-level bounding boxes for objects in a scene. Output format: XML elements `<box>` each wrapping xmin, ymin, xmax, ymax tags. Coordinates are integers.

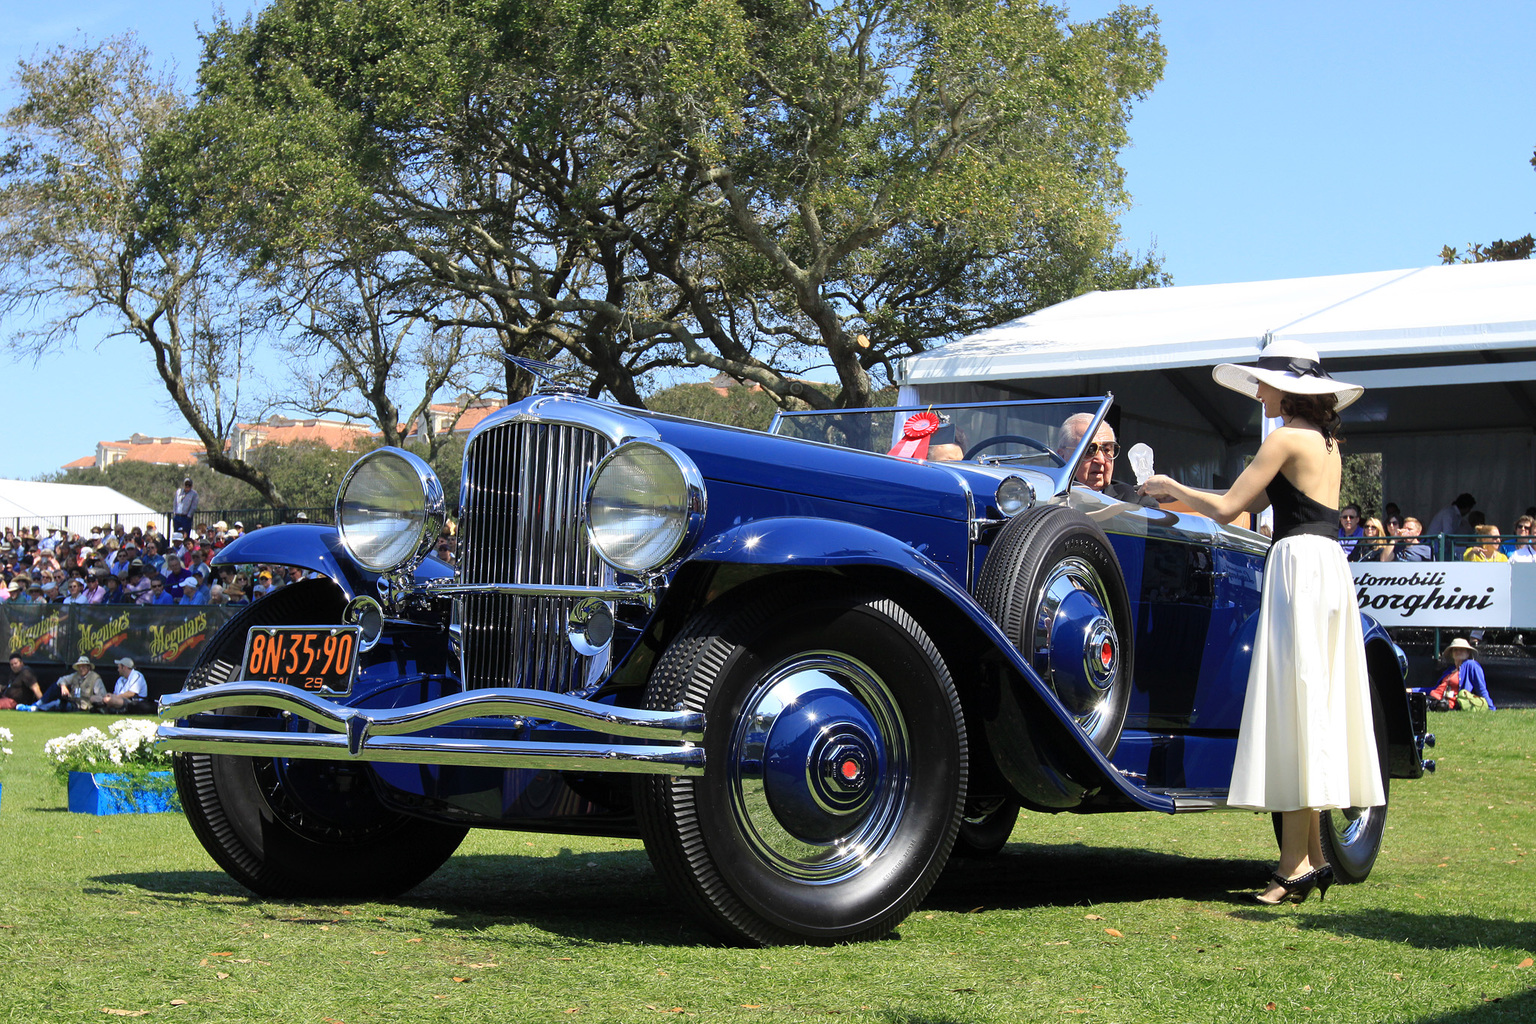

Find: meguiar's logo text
<box><xmin>148</xmin><ymin>613</ymin><xmax>210</xmax><ymax>662</ymax></box>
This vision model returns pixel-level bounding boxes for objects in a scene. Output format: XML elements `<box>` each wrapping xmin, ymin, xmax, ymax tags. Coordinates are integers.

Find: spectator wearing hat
<box><xmin>83</xmin><ymin>571</ymin><xmax>108</xmax><ymax>604</ymax></box>
<box><xmin>172</xmin><ymin>477</ymin><xmax>199</xmax><ymax>536</ymax></box>
<box><xmin>1418</xmin><ymin>638</ymin><xmax>1498</xmax><ymax>711</ymax></box>
<box><xmin>1140</xmin><ymin>338</ymin><xmax>1380</xmax><ymax>905</ymax></box>
<box><xmin>187</xmin><ymin>546</ymin><xmax>213</xmax><ymax>582</ymax></box>
<box><xmin>101</xmin><ymin>574</ymin><xmax>131</xmax><ymax>604</ymax></box>
<box><xmin>34</xmin><ymin>656</ymin><xmax>107</xmax><ymax>712</ymax></box>
<box><xmin>4</xmin><ymin>580</ymin><xmax>22</xmax><ymax>604</ymax></box>
<box><xmin>102</xmin><ymin>658</ymin><xmax>152</xmax><ymax>713</ymax></box>
<box><xmin>178</xmin><ymin>577</ymin><xmax>208</xmax><ymax>605</ymax></box>
<box><xmin>62</xmin><ymin>577</ymin><xmax>90</xmax><ymax>605</ymax></box>
<box><xmin>253</xmin><ymin>570</ymin><xmax>277</xmax><ymax>598</ymax></box>
<box><xmin>105</xmin><ymin>541</ymin><xmax>137</xmax><ymax>578</ymax></box>
<box><xmin>123</xmin><ymin>563</ymin><xmax>150</xmax><ymax>603</ymax></box>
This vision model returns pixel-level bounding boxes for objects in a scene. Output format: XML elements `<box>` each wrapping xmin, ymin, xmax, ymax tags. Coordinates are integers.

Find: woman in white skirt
<box><xmin>1141</xmin><ymin>340</ymin><xmax>1386</xmax><ymax>905</ymax></box>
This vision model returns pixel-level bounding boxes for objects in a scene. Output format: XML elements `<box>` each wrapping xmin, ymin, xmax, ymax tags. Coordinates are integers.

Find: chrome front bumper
<box><xmin>156</xmin><ymin>683</ymin><xmax>705</xmax><ymax>776</ymax></box>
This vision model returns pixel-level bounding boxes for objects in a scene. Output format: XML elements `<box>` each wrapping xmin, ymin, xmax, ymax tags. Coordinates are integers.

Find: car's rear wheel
<box><xmin>1270</xmin><ymin>682</ymin><xmax>1390</xmax><ymax>884</ymax></box>
<box><xmin>635</xmin><ymin>584</ymin><xmax>967</xmax><ymax>945</ymax></box>
<box><xmin>952</xmin><ymin>797</ymin><xmax>1020</xmax><ymax>858</ymax></box>
<box><xmin>172</xmin><ymin>579</ymin><xmax>466</xmax><ymax>898</ymax></box>
<box><xmin>976</xmin><ymin>505</ymin><xmax>1134</xmax><ymax>755</ymax></box>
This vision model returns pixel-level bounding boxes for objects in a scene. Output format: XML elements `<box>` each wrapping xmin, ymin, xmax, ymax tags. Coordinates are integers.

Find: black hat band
<box><xmin>1254</xmin><ymin>354</ymin><xmax>1333</xmax><ymax>381</ymax></box>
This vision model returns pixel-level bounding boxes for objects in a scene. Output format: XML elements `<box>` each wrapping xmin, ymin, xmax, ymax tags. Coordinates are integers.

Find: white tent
<box><xmin>0</xmin><ymin>479</ymin><xmax>159</xmax><ymax>534</ymax></box>
<box><xmin>900</xmin><ymin>261</ymin><xmax>1536</xmax><ymax>525</ymax></box>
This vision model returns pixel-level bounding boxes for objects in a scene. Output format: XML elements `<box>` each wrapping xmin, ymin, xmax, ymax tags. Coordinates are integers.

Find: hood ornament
<box><xmin>505</xmin><ymin>354</ymin><xmax>587</xmax><ymax>397</ymax></box>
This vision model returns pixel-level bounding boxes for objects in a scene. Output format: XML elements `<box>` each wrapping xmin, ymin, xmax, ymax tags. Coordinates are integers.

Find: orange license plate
<box><xmin>240</xmin><ymin>626</ymin><xmax>361</xmax><ymax>694</ymax></box>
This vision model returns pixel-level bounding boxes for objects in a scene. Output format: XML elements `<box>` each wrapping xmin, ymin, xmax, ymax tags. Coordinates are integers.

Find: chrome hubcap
<box><xmin>1033</xmin><ymin>556</ymin><xmax>1120</xmax><ymax>743</ymax></box>
<box><xmin>728</xmin><ymin>653</ymin><xmax>910</xmax><ymax>882</ymax></box>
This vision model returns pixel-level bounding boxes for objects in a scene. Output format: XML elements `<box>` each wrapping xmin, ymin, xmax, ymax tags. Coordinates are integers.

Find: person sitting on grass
<box><xmin>33</xmin><ymin>656</ymin><xmax>106</xmax><ymax>712</ymax></box>
<box><xmin>1415</xmin><ymin>637</ymin><xmax>1498</xmax><ymax>711</ymax></box>
<box><xmin>101</xmin><ymin>657</ymin><xmax>153</xmax><ymax>714</ymax></box>
<box><xmin>3</xmin><ymin>652</ymin><xmax>44</xmax><ymax>710</ymax></box>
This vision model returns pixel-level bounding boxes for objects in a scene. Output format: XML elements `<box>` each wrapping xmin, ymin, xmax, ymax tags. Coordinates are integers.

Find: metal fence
<box><xmin>2</xmin><ymin>512</ymin><xmax>158</xmax><ymax>537</ymax></box>
<box><xmin>3</xmin><ymin>507</ymin><xmax>334</xmax><ymax>541</ymax></box>
<box><xmin>1343</xmin><ymin>532</ymin><xmax>1532</xmax><ymax>562</ymax></box>
<box><xmin>183</xmin><ymin>507</ymin><xmax>335</xmax><ymax>532</ymax></box>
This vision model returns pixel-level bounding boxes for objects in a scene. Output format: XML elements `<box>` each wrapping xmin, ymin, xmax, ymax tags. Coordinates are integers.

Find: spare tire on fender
<box><xmin>976</xmin><ymin>504</ymin><xmax>1134</xmax><ymax>756</ymax></box>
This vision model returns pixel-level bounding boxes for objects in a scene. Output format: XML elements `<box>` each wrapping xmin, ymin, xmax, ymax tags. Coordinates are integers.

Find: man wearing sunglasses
<box><xmin>1055</xmin><ymin>413</ymin><xmax>1157</xmax><ymax>507</ymax></box>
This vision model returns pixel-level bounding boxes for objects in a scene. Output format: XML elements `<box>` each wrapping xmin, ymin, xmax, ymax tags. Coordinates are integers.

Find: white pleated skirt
<box><xmin>1227</xmin><ymin>534</ymin><xmax>1387</xmax><ymax>812</ymax></box>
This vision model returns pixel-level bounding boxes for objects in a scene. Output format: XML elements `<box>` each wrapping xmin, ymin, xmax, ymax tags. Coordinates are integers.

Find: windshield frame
<box><xmin>769</xmin><ymin>394</ymin><xmax>1116</xmax><ymax>498</ymax></box>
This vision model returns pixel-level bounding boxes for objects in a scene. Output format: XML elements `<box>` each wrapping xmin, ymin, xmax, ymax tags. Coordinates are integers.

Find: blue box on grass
<box><xmin>67</xmin><ymin>771</ymin><xmax>181</xmax><ymax>814</ymax></box>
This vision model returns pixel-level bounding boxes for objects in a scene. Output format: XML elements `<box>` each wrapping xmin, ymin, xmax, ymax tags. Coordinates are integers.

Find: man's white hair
<box><xmin>1055</xmin><ymin>413</ymin><xmax>1114</xmax><ymax>456</ymax></box>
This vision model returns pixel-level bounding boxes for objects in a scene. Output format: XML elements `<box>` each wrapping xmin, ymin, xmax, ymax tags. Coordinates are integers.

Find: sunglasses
<box><xmin>1082</xmin><ymin>442</ymin><xmax>1120</xmax><ymax>459</ymax></box>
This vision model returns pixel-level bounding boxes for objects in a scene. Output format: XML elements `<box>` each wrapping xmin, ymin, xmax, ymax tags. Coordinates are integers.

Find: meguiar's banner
<box><xmin>1</xmin><ymin>604</ymin><xmax>67</xmax><ymax>660</ymax></box>
<box><xmin>2</xmin><ymin>604</ymin><xmax>236</xmax><ymax>670</ymax></box>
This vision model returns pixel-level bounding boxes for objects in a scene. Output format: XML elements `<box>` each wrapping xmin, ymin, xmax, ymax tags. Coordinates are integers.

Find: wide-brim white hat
<box><xmin>1212</xmin><ymin>339</ymin><xmax>1364</xmax><ymax>410</ymax></box>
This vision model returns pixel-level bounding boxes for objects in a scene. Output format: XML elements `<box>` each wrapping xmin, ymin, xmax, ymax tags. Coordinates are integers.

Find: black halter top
<box><xmin>1266</xmin><ymin>471</ymin><xmax>1339</xmax><ymax>544</ymax></box>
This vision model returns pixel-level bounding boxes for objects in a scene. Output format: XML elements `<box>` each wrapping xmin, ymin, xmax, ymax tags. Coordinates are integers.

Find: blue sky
<box><xmin>2</xmin><ymin>0</ymin><xmax>1533</xmax><ymax>480</ymax></box>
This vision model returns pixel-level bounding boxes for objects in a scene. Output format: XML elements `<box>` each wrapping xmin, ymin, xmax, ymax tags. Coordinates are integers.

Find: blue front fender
<box><xmin>682</xmin><ymin>517</ymin><xmax>1176</xmax><ymax>814</ymax></box>
<box><xmin>211</xmin><ymin>525</ymin><xmax>454</xmax><ymax>602</ymax></box>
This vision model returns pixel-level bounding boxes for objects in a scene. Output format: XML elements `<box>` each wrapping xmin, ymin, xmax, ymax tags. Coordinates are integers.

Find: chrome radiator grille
<box><xmin>457</xmin><ymin>420</ymin><xmax>614</xmax><ymax>691</ymax></box>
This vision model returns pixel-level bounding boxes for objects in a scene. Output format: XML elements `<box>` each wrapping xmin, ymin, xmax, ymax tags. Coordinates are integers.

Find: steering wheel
<box><xmin>964</xmin><ymin>434</ymin><xmax>1064</xmax><ymax>465</ymax></box>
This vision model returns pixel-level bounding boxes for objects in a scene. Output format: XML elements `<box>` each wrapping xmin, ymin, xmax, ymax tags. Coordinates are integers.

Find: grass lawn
<box><xmin>1</xmin><ymin>710</ymin><xmax>1531</xmax><ymax>1024</ymax></box>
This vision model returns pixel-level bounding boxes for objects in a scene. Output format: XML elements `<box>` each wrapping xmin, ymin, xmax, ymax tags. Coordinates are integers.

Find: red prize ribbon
<box><xmin>887</xmin><ymin>411</ymin><xmax>941</xmax><ymax>460</ymax></box>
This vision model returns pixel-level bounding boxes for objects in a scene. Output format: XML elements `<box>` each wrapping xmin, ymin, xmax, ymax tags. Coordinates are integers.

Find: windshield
<box><xmin>771</xmin><ymin>397</ymin><xmax>1110</xmax><ymax>473</ymax></box>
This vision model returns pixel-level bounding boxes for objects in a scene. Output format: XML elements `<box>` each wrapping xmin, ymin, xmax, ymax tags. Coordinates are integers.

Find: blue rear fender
<box><xmin>678</xmin><ymin>516</ymin><xmax>1175</xmax><ymax>814</ymax></box>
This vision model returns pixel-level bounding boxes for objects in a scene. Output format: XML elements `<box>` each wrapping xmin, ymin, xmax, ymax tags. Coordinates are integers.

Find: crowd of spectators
<box><xmin>0</xmin><ymin>519</ymin><xmax>275</xmax><ymax>608</ymax></box>
<box><xmin>1335</xmin><ymin>492</ymin><xmax>1536</xmax><ymax>563</ymax></box>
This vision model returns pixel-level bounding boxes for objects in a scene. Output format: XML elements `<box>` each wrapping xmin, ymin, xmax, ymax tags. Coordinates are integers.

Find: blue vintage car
<box><xmin>158</xmin><ymin>389</ymin><xmax>1432</xmax><ymax>944</ymax></box>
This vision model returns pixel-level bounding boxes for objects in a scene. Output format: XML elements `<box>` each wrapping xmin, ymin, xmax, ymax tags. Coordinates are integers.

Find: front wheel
<box><xmin>173</xmin><ymin>580</ymin><xmax>467</xmax><ymax>898</ymax></box>
<box><xmin>636</xmin><ymin>584</ymin><xmax>968</xmax><ymax>945</ymax></box>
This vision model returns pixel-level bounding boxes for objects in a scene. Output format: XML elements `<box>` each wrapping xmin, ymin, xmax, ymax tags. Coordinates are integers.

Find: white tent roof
<box><xmin>0</xmin><ymin>479</ymin><xmax>158</xmax><ymax>533</ymax></box>
<box><xmin>903</xmin><ymin>261</ymin><xmax>1536</xmax><ymax>387</ymax></box>
<box><xmin>898</xmin><ymin>261</ymin><xmax>1536</xmax><ymax>526</ymax></box>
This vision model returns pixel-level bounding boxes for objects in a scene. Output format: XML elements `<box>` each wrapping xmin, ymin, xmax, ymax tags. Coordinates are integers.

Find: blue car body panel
<box><xmin>173</xmin><ymin>393</ymin><xmax>1423</xmax><ymax>834</ymax></box>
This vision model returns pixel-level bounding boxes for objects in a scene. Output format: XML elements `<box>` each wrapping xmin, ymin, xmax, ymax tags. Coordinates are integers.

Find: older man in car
<box><xmin>1055</xmin><ymin>413</ymin><xmax>1156</xmax><ymax>507</ymax></box>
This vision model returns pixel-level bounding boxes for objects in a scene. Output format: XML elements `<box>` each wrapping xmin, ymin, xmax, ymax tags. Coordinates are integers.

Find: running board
<box><xmin>1145</xmin><ymin>788</ymin><xmax>1231</xmax><ymax>812</ymax></box>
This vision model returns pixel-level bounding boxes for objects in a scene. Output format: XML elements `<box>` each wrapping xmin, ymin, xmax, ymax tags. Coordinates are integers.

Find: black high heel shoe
<box><xmin>1255</xmin><ymin>869</ymin><xmax>1318</xmax><ymax>905</ymax></box>
<box><xmin>1314</xmin><ymin>864</ymin><xmax>1334</xmax><ymax>901</ymax></box>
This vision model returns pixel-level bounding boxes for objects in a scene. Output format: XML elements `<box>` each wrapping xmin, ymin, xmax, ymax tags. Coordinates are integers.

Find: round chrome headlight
<box><xmin>995</xmin><ymin>475</ymin><xmax>1035</xmax><ymax>517</ymax></box>
<box><xmin>335</xmin><ymin>447</ymin><xmax>446</xmax><ymax>574</ymax></box>
<box><xmin>585</xmin><ymin>441</ymin><xmax>705</xmax><ymax>573</ymax></box>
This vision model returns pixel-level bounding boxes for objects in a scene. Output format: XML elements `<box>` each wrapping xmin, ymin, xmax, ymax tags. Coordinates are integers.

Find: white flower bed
<box><xmin>44</xmin><ymin>719</ymin><xmax>170</xmax><ymax>779</ymax></box>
